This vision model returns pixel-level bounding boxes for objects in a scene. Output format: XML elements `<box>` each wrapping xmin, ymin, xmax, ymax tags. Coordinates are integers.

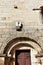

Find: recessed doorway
<box><xmin>15</xmin><ymin>50</ymin><xmax>31</xmax><ymax>65</ymax></box>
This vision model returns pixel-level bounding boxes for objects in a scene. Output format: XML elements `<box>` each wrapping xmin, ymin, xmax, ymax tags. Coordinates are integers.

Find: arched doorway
<box><xmin>3</xmin><ymin>37</ymin><xmax>42</xmax><ymax>65</ymax></box>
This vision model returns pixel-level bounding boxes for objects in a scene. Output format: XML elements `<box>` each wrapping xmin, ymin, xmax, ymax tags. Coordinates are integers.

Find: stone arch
<box><xmin>3</xmin><ymin>37</ymin><xmax>42</xmax><ymax>55</ymax></box>
<box><xmin>9</xmin><ymin>43</ymin><xmax>34</xmax><ymax>55</ymax></box>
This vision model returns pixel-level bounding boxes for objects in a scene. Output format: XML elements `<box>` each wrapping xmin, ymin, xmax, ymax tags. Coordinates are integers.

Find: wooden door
<box><xmin>15</xmin><ymin>50</ymin><xmax>31</xmax><ymax>65</ymax></box>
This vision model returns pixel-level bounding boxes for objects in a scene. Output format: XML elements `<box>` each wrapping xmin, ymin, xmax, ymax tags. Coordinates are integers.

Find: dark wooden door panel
<box><xmin>16</xmin><ymin>50</ymin><xmax>31</xmax><ymax>65</ymax></box>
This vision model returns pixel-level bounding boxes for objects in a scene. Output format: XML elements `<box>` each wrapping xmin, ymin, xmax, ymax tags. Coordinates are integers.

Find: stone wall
<box><xmin>0</xmin><ymin>24</ymin><xmax>43</xmax><ymax>53</ymax></box>
<box><xmin>0</xmin><ymin>0</ymin><xmax>43</xmax><ymax>65</ymax></box>
<box><xmin>0</xmin><ymin>0</ymin><xmax>43</xmax><ymax>53</ymax></box>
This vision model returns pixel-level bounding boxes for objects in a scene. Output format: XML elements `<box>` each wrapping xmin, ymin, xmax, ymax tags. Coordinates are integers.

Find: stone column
<box><xmin>4</xmin><ymin>56</ymin><xmax>10</xmax><ymax>65</ymax></box>
<box><xmin>41</xmin><ymin>57</ymin><xmax>43</xmax><ymax>65</ymax></box>
<box><xmin>4</xmin><ymin>56</ymin><xmax>14</xmax><ymax>65</ymax></box>
<box><xmin>37</xmin><ymin>57</ymin><xmax>42</xmax><ymax>65</ymax></box>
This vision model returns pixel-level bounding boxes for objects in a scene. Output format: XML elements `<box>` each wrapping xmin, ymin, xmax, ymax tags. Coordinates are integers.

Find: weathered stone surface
<box><xmin>0</xmin><ymin>0</ymin><xmax>43</xmax><ymax>54</ymax></box>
